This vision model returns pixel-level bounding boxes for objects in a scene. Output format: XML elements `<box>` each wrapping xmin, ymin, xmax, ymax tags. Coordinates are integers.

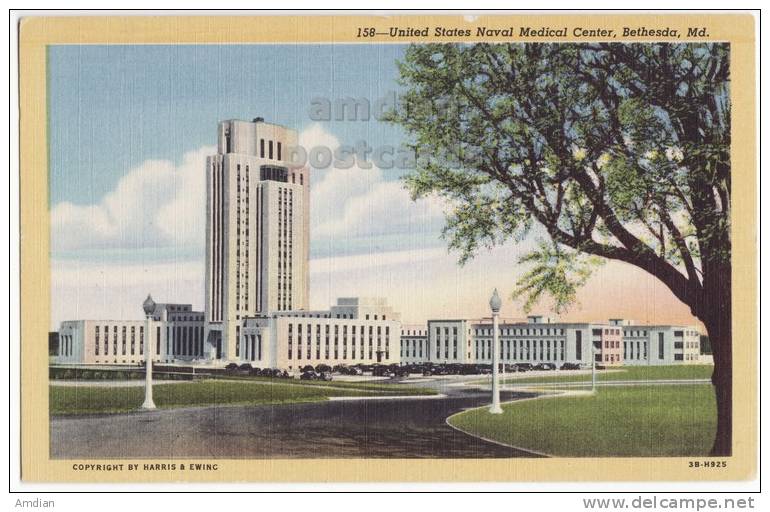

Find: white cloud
<box><xmin>51</xmin><ymin>145</ymin><xmax>214</xmax><ymax>253</ymax></box>
<box><xmin>298</xmin><ymin>122</ymin><xmax>340</xmax><ymax>152</ymax></box>
<box><xmin>300</xmin><ymin>123</ymin><xmax>448</xmax><ymax>250</ymax></box>
<box><xmin>51</xmin><ymin>258</ymin><xmax>204</xmax><ymax>329</ymax></box>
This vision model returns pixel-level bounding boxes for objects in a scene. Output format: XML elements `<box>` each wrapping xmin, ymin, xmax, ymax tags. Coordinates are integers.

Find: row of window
<box><xmin>476</xmin><ymin>339</ymin><xmax>566</xmax><ymax>362</ymax></box>
<box><xmin>277</xmin><ymin>187</ymin><xmax>294</xmax><ymax>311</ymax></box>
<box><xmin>287</xmin><ymin>338</ymin><xmax>390</xmax><ymax>361</ymax></box>
<box><xmin>624</xmin><ymin>341</ymin><xmax>649</xmax><ymax>360</ymax></box>
<box><xmin>60</xmin><ymin>334</ymin><xmax>73</xmax><ymax>357</ymax></box>
<box><xmin>473</xmin><ymin>326</ymin><xmax>567</xmax><ymax>337</ymax></box>
<box><xmin>237</xmin><ymin>333</ymin><xmax>263</xmax><ymax>361</ymax></box>
<box><xmin>400</xmin><ymin>339</ymin><xmax>425</xmax><ymax>358</ymax></box>
<box><xmin>209</xmin><ymin>159</ymin><xmax>225</xmax><ymax>322</ymax></box>
<box><xmin>94</xmin><ymin>325</ymin><xmax>144</xmax><ymax>357</ymax></box>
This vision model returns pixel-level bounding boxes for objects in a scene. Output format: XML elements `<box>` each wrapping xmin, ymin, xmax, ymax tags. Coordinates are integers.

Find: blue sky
<box><xmin>49</xmin><ymin>44</ymin><xmax>408</xmax><ymax>209</ymax></box>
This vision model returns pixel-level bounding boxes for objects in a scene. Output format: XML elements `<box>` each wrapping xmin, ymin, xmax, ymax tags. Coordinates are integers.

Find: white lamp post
<box><xmin>489</xmin><ymin>289</ymin><xmax>503</xmax><ymax>414</ymax></box>
<box><xmin>141</xmin><ymin>294</ymin><xmax>156</xmax><ymax>410</ymax></box>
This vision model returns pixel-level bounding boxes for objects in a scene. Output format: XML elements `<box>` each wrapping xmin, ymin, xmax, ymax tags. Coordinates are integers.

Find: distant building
<box><xmin>204</xmin><ymin>118</ymin><xmax>310</xmax><ymax>361</ymax></box>
<box><xmin>400</xmin><ymin>316</ymin><xmax>701</xmax><ymax>367</ymax></box>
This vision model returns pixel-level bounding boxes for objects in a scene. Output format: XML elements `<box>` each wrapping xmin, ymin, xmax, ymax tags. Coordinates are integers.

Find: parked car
<box><xmin>392</xmin><ymin>367</ymin><xmax>410</xmax><ymax>378</ymax></box>
<box><xmin>301</xmin><ymin>365</ymin><xmax>315</xmax><ymax>373</ymax></box>
<box><xmin>318</xmin><ymin>371</ymin><xmax>333</xmax><ymax>381</ymax></box>
<box><xmin>315</xmin><ymin>364</ymin><xmax>332</xmax><ymax>373</ymax></box>
<box><xmin>534</xmin><ymin>362</ymin><xmax>557</xmax><ymax>371</ymax></box>
<box><xmin>560</xmin><ymin>362</ymin><xmax>581</xmax><ymax>370</ymax></box>
<box><xmin>238</xmin><ymin>363</ymin><xmax>253</xmax><ymax>374</ymax></box>
<box><xmin>514</xmin><ymin>363</ymin><xmax>533</xmax><ymax>372</ymax></box>
<box><xmin>224</xmin><ymin>362</ymin><xmax>239</xmax><ymax>373</ymax></box>
<box><xmin>476</xmin><ymin>364</ymin><xmax>492</xmax><ymax>375</ymax></box>
<box><xmin>300</xmin><ymin>371</ymin><xmax>318</xmax><ymax>380</ymax></box>
<box><xmin>248</xmin><ymin>366</ymin><xmax>262</xmax><ymax>376</ymax></box>
<box><xmin>372</xmin><ymin>365</ymin><xmax>394</xmax><ymax>377</ymax></box>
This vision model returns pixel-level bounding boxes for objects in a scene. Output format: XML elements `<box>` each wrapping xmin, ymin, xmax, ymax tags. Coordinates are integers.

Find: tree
<box><xmin>387</xmin><ymin>43</ymin><xmax>731</xmax><ymax>455</ymax></box>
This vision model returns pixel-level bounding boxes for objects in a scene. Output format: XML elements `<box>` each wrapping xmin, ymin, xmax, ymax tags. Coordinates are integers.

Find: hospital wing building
<box><xmin>55</xmin><ymin>118</ymin><xmax>703</xmax><ymax>370</ymax></box>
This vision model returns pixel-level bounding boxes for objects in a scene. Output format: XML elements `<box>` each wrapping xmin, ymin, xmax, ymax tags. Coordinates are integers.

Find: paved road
<box><xmin>50</xmin><ymin>380</ymin><xmax>539</xmax><ymax>459</ymax></box>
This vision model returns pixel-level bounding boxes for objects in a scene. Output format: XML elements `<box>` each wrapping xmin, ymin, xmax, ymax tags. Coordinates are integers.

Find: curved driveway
<box><xmin>50</xmin><ymin>379</ymin><xmax>539</xmax><ymax>459</ymax></box>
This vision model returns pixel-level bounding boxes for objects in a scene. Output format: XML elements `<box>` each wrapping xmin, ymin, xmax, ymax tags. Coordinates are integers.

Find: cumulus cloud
<box><xmin>51</xmin><ymin>258</ymin><xmax>204</xmax><ymax>328</ymax></box>
<box><xmin>50</xmin><ymin>145</ymin><xmax>214</xmax><ymax>253</ymax></box>
<box><xmin>299</xmin><ymin>123</ymin><xmax>448</xmax><ymax>253</ymax></box>
<box><xmin>298</xmin><ymin>122</ymin><xmax>341</xmax><ymax>152</ymax></box>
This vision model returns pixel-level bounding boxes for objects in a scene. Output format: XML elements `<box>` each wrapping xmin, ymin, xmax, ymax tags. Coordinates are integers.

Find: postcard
<box><xmin>17</xmin><ymin>12</ymin><xmax>757</xmax><ymax>483</ymax></box>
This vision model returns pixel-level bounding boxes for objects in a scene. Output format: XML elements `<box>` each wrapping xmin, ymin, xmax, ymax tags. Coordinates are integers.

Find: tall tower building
<box><xmin>204</xmin><ymin>118</ymin><xmax>310</xmax><ymax>360</ymax></box>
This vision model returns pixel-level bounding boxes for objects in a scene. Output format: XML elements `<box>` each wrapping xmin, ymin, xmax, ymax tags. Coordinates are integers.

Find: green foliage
<box><xmin>388</xmin><ymin>42</ymin><xmax>731</xmax><ymax>315</ymax></box>
<box><xmin>512</xmin><ymin>240</ymin><xmax>603</xmax><ymax>313</ymax></box>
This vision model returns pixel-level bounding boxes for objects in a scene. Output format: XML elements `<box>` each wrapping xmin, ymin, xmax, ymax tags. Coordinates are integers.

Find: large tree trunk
<box><xmin>704</xmin><ymin>275</ymin><xmax>732</xmax><ymax>456</ymax></box>
<box><xmin>709</xmin><ymin>320</ymin><xmax>732</xmax><ymax>456</ymax></box>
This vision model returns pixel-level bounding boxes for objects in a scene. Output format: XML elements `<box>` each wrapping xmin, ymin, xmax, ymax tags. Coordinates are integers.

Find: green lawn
<box><xmin>50</xmin><ymin>379</ymin><xmax>434</xmax><ymax>415</ymax></box>
<box><xmin>212</xmin><ymin>375</ymin><xmax>436</xmax><ymax>393</ymax></box>
<box><xmin>498</xmin><ymin>364</ymin><xmax>713</xmax><ymax>385</ymax></box>
<box><xmin>448</xmin><ymin>385</ymin><xmax>716</xmax><ymax>457</ymax></box>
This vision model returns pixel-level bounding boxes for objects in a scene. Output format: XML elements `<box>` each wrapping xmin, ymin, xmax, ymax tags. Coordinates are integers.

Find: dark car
<box><xmin>460</xmin><ymin>364</ymin><xmax>481</xmax><ymax>375</ymax></box>
<box><xmin>372</xmin><ymin>365</ymin><xmax>394</xmax><ymax>377</ymax></box>
<box><xmin>318</xmin><ymin>371</ymin><xmax>333</xmax><ymax>381</ymax></box>
<box><xmin>432</xmin><ymin>365</ymin><xmax>450</xmax><ymax>376</ymax></box>
<box><xmin>248</xmin><ymin>366</ymin><xmax>262</xmax><ymax>376</ymax></box>
<box><xmin>224</xmin><ymin>362</ymin><xmax>239</xmax><ymax>373</ymax></box>
<box><xmin>315</xmin><ymin>364</ymin><xmax>332</xmax><ymax>373</ymax></box>
<box><xmin>514</xmin><ymin>363</ymin><xmax>533</xmax><ymax>372</ymax></box>
<box><xmin>300</xmin><ymin>371</ymin><xmax>318</xmax><ymax>380</ymax></box>
<box><xmin>534</xmin><ymin>362</ymin><xmax>557</xmax><ymax>371</ymax></box>
<box><xmin>560</xmin><ymin>362</ymin><xmax>581</xmax><ymax>370</ymax></box>
<box><xmin>301</xmin><ymin>365</ymin><xmax>315</xmax><ymax>373</ymax></box>
<box><xmin>238</xmin><ymin>363</ymin><xmax>253</xmax><ymax>374</ymax></box>
<box><xmin>476</xmin><ymin>364</ymin><xmax>492</xmax><ymax>375</ymax></box>
<box><xmin>392</xmin><ymin>367</ymin><xmax>410</xmax><ymax>378</ymax></box>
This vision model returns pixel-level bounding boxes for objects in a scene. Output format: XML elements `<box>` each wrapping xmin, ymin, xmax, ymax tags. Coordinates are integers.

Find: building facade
<box><xmin>239</xmin><ymin>298</ymin><xmax>401</xmax><ymax>371</ymax></box>
<box><xmin>204</xmin><ymin>118</ymin><xmax>310</xmax><ymax>361</ymax></box>
<box><xmin>399</xmin><ymin>316</ymin><xmax>700</xmax><ymax>367</ymax></box>
<box><xmin>54</xmin><ymin>117</ymin><xmax>703</xmax><ymax>370</ymax></box>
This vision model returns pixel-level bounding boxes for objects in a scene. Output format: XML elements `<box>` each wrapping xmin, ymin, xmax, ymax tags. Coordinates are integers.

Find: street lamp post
<box><xmin>141</xmin><ymin>294</ymin><xmax>156</xmax><ymax>410</ymax></box>
<box><xmin>489</xmin><ymin>289</ymin><xmax>503</xmax><ymax>414</ymax></box>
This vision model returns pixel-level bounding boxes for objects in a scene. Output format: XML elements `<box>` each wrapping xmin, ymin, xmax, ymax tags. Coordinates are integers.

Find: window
<box><xmin>658</xmin><ymin>333</ymin><xmax>665</xmax><ymax>359</ymax></box>
<box><xmin>575</xmin><ymin>331</ymin><xmax>582</xmax><ymax>360</ymax></box>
